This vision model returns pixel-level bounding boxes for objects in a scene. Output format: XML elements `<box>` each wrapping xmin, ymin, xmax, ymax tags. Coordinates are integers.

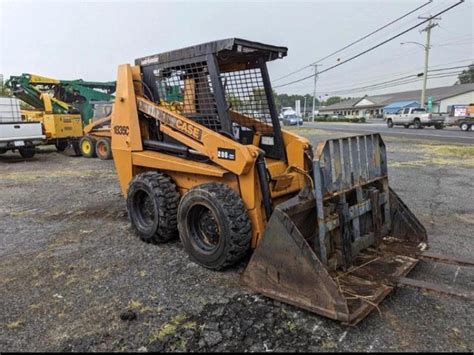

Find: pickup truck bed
<box><xmin>0</xmin><ymin>96</ymin><xmax>45</xmax><ymax>158</ymax></box>
<box><xmin>386</xmin><ymin>107</ymin><xmax>446</xmax><ymax>129</ymax></box>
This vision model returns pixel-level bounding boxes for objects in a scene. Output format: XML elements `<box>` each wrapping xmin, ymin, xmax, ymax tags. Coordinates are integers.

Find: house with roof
<box><xmin>383</xmin><ymin>101</ymin><xmax>420</xmax><ymax>114</ymax></box>
<box><xmin>319</xmin><ymin>83</ymin><xmax>474</xmax><ymax>118</ymax></box>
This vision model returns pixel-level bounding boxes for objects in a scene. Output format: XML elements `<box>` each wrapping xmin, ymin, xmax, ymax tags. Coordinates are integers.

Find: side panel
<box><xmin>132</xmin><ymin>150</ymin><xmax>227</xmax><ymax>178</ymax></box>
<box><xmin>111</xmin><ymin>64</ymin><xmax>144</xmax><ymax>196</ymax></box>
<box><xmin>42</xmin><ymin>114</ymin><xmax>83</xmax><ymax>139</ymax></box>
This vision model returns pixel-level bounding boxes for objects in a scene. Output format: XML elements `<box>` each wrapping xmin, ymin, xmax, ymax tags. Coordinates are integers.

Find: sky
<box><xmin>0</xmin><ymin>0</ymin><xmax>473</xmax><ymax>100</ymax></box>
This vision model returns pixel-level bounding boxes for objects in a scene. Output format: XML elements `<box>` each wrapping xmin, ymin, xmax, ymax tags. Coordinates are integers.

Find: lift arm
<box><xmin>6</xmin><ymin>75</ymin><xmax>71</xmax><ymax>114</ymax></box>
<box><xmin>6</xmin><ymin>73</ymin><xmax>116</xmax><ymax>125</ymax></box>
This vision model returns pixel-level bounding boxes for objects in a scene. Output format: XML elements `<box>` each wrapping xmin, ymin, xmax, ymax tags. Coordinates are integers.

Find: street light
<box><xmin>401</xmin><ymin>41</ymin><xmax>432</xmax><ymax>109</ymax></box>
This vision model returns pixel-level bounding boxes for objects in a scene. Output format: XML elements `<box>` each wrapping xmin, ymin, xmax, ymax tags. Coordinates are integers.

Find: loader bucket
<box><xmin>241</xmin><ymin>134</ymin><xmax>427</xmax><ymax>325</ymax></box>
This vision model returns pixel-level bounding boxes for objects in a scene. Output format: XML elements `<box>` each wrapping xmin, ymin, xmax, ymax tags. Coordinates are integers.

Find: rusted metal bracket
<box><xmin>398</xmin><ymin>277</ymin><xmax>474</xmax><ymax>301</ymax></box>
<box><xmin>419</xmin><ymin>251</ymin><xmax>474</xmax><ymax>267</ymax></box>
<box><xmin>398</xmin><ymin>251</ymin><xmax>474</xmax><ymax>301</ymax></box>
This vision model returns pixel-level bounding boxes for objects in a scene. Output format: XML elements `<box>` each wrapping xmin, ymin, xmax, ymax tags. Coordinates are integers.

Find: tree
<box><xmin>324</xmin><ymin>96</ymin><xmax>342</xmax><ymax>106</ymax></box>
<box><xmin>227</xmin><ymin>94</ymin><xmax>243</xmax><ymax>110</ymax></box>
<box><xmin>455</xmin><ymin>64</ymin><xmax>474</xmax><ymax>85</ymax></box>
<box><xmin>273</xmin><ymin>91</ymin><xmax>319</xmax><ymax>115</ymax></box>
<box><xmin>0</xmin><ymin>74</ymin><xmax>11</xmax><ymax>96</ymax></box>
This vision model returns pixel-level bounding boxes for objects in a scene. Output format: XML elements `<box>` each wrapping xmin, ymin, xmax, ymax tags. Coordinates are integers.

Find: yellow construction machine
<box><xmin>6</xmin><ymin>74</ymin><xmax>115</xmax><ymax>157</ymax></box>
<box><xmin>80</xmin><ymin>101</ymin><xmax>114</xmax><ymax>160</ymax></box>
<box><xmin>19</xmin><ymin>92</ymin><xmax>83</xmax><ymax>152</ymax></box>
<box><xmin>110</xmin><ymin>39</ymin><xmax>473</xmax><ymax>325</ymax></box>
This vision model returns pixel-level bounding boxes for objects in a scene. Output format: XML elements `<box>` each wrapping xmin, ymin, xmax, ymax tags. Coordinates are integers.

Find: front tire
<box><xmin>387</xmin><ymin>119</ymin><xmax>393</xmax><ymax>128</ymax></box>
<box><xmin>79</xmin><ymin>136</ymin><xmax>96</xmax><ymax>158</ymax></box>
<box><xmin>177</xmin><ymin>183</ymin><xmax>252</xmax><ymax>270</ymax></box>
<box><xmin>127</xmin><ymin>172</ymin><xmax>180</xmax><ymax>243</ymax></box>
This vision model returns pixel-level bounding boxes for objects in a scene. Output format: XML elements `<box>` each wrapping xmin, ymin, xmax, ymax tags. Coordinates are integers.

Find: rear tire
<box><xmin>460</xmin><ymin>123</ymin><xmax>470</xmax><ymax>131</ymax></box>
<box><xmin>96</xmin><ymin>138</ymin><xmax>112</xmax><ymax>160</ymax></box>
<box><xmin>127</xmin><ymin>172</ymin><xmax>180</xmax><ymax>243</ymax></box>
<box><xmin>386</xmin><ymin>119</ymin><xmax>393</xmax><ymax>128</ymax></box>
<box><xmin>177</xmin><ymin>183</ymin><xmax>252</xmax><ymax>270</ymax></box>
<box><xmin>414</xmin><ymin>118</ymin><xmax>422</xmax><ymax>129</ymax></box>
<box><xmin>80</xmin><ymin>136</ymin><xmax>96</xmax><ymax>158</ymax></box>
<box><xmin>19</xmin><ymin>147</ymin><xmax>35</xmax><ymax>158</ymax></box>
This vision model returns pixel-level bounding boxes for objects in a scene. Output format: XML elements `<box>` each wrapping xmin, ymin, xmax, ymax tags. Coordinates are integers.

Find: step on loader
<box><xmin>110</xmin><ymin>38</ymin><xmax>473</xmax><ymax>325</ymax></box>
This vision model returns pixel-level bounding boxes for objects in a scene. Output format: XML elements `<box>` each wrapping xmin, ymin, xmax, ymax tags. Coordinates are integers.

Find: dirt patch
<box><xmin>145</xmin><ymin>295</ymin><xmax>340</xmax><ymax>352</ymax></box>
<box><xmin>1</xmin><ymin>142</ymin><xmax>473</xmax><ymax>352</ymax></box>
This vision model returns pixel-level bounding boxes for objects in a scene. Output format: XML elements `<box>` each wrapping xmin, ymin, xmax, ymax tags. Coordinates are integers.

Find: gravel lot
<box><xmin>1</xmin><ymin>130</ymin><xmax>473</xmax><ymax>352</ymax></box>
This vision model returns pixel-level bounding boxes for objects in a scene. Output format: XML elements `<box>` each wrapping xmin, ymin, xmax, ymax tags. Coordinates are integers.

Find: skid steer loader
<box><xmin>110</xmin><ymin>38</ymin><xmax>473</xmax><ymax>325</ymax></box>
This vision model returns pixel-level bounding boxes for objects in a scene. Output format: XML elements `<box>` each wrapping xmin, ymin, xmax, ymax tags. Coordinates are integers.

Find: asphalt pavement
<box><xmin>302</xmin><ymin>121</ymin><xmax>474</xmax><ymax>145</ymax></box>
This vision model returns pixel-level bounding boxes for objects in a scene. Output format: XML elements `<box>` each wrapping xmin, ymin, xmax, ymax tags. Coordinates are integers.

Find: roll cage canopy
<box><xmin>137</xmin><ymin>38</ymin><xmax>289</xmax><ymax>160</ymax></box>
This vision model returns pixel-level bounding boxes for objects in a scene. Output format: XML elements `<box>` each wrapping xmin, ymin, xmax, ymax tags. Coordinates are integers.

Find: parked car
<box><xmin>0</xmin><ymin>96</ymin><xmax>45</xmax><ymax>158</ymax></box>
<box><xmin>282</xmin><ymin>114</ymin><xmax>303</xmax><ymax>126</ymax></box>
<box><xmin>385</xmin><ymin>107</ymin><xmax>446</xmax><ymax>129</ymax></box>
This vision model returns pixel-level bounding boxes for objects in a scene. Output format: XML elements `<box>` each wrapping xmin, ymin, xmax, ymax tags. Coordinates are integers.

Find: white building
<box><xmin>319</xmin><ymin>83</ymin><xmax>474</xmax><ymax>117</ymax></box>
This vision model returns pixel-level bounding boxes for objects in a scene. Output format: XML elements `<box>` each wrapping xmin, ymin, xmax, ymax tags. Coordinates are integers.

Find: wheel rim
<box><xmin>98</xmin><ymin>142</ymin><xmax>107</xmax><ymax>156</ymax></box>
<box><xmin>82</xmin><ymin>141</ymin><xmax>91</xmax><ymax>154</ymax></box>
<box><xmin>461</xmin><ymin>124</ymin><xmax>468</xmax><ymax>131</ymax></box>
<box><xmin>133</xmin><ymin>189</ymin><xmax>156</xmax><ymax>229</ymax></box>
<box><xmin>188</xmin><ymin>204</ymin><xmax>221</xmax><ymax>253</ymax></box>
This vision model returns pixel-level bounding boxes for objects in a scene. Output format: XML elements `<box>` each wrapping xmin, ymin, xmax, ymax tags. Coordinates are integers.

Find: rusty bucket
<box><xmin>241</xmin><ymin>134</ymin><xmax>428</xmax><ymax>325</ymax></box>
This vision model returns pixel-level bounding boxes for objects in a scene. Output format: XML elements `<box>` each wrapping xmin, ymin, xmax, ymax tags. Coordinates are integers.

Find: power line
<box><xmin>273</xmin><ymin>0</ymin><xmax>465</xmax><ymax>89</ymax></box>
<box><xmin>435</xmin><ymin>40</ymin><xmax>473</xmax><ymax>47</ymax></box>
<box><xmin>306</xmin><ymin>66</ymin><xmax>466</xmax><ymax>95</ymax></box>
<box><xmin>282</xmin><ymin>60</ymin><xmax>473</xmax><ymax>92</ymax></box>
<box><xmin>276</xmin><ymin>56</ymin><xmax>474</xmax><ymax>92</ymax></box>
<box><xmin>272</xmin><ymin>0</ymin><xmax>433</xmax><ymax>82</ymax></box>
<box><xmin>311</xmin><ymin>1</ymin><xmax>434</xmax><ymax>65</ymax></box>
<box><xmin>428</xmin><ymin>58</ymin><xmax>474</xmax><ymax>68</ymax></box>
<box><xmin>428</xmin><ymin>65</ymin><xmax>472</xmax><ymax>72</ymax></box>
<box><xmin>320</xmin><ymin>72</ymin><xmax>461</xmax><ymax>96</ymax></box>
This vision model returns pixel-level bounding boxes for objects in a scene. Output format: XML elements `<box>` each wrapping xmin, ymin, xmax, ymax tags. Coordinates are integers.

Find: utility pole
<box><xmin>418</xmin><ymin>15</ymin><xmax>441</xmax><ymax>108</ymax></box>
<box><xmin>304</xmin><ymin>96</ymin><xmax>307</xmax><ymax>119</ymax></box>
<box><xmin>311</xmin><ymin>64</ymin><xmax>322</xmax><ymax>122</ymax></box>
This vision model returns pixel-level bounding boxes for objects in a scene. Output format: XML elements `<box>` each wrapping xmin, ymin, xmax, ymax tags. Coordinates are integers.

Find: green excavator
<box><xmin>6</xmin><ymin>73</ymin><xmax>115</xmax><ymax>155</ymax></box>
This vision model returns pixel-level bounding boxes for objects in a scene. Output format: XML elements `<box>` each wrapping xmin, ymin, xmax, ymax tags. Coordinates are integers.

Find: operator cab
<box><xmin>91</xmin><ymin>101</ymin><xmax>113</xmax><ymax>121</ymax></box>
<box><xmin>136</xmin><ymin>38</ymin><xmax>288</xmax><ymax>160</ymax></box>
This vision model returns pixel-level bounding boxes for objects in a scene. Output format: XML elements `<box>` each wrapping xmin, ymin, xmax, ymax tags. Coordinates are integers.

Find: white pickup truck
<box><xmin>0</xmin><ymin>96</ymin><xmax>45</xmax><ymax>158</ymax></box>
<box><xmin>386</xmin><ymin>107</ymin><xmax>446</xmax><ymax>129</ymax></box>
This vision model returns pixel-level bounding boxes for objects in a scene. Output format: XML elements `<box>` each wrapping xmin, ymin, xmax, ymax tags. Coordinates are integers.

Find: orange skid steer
<box><xmin>110</xmin><ymin>39</ymin><xmax>473</xmax><ymax>325</ymax></box>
